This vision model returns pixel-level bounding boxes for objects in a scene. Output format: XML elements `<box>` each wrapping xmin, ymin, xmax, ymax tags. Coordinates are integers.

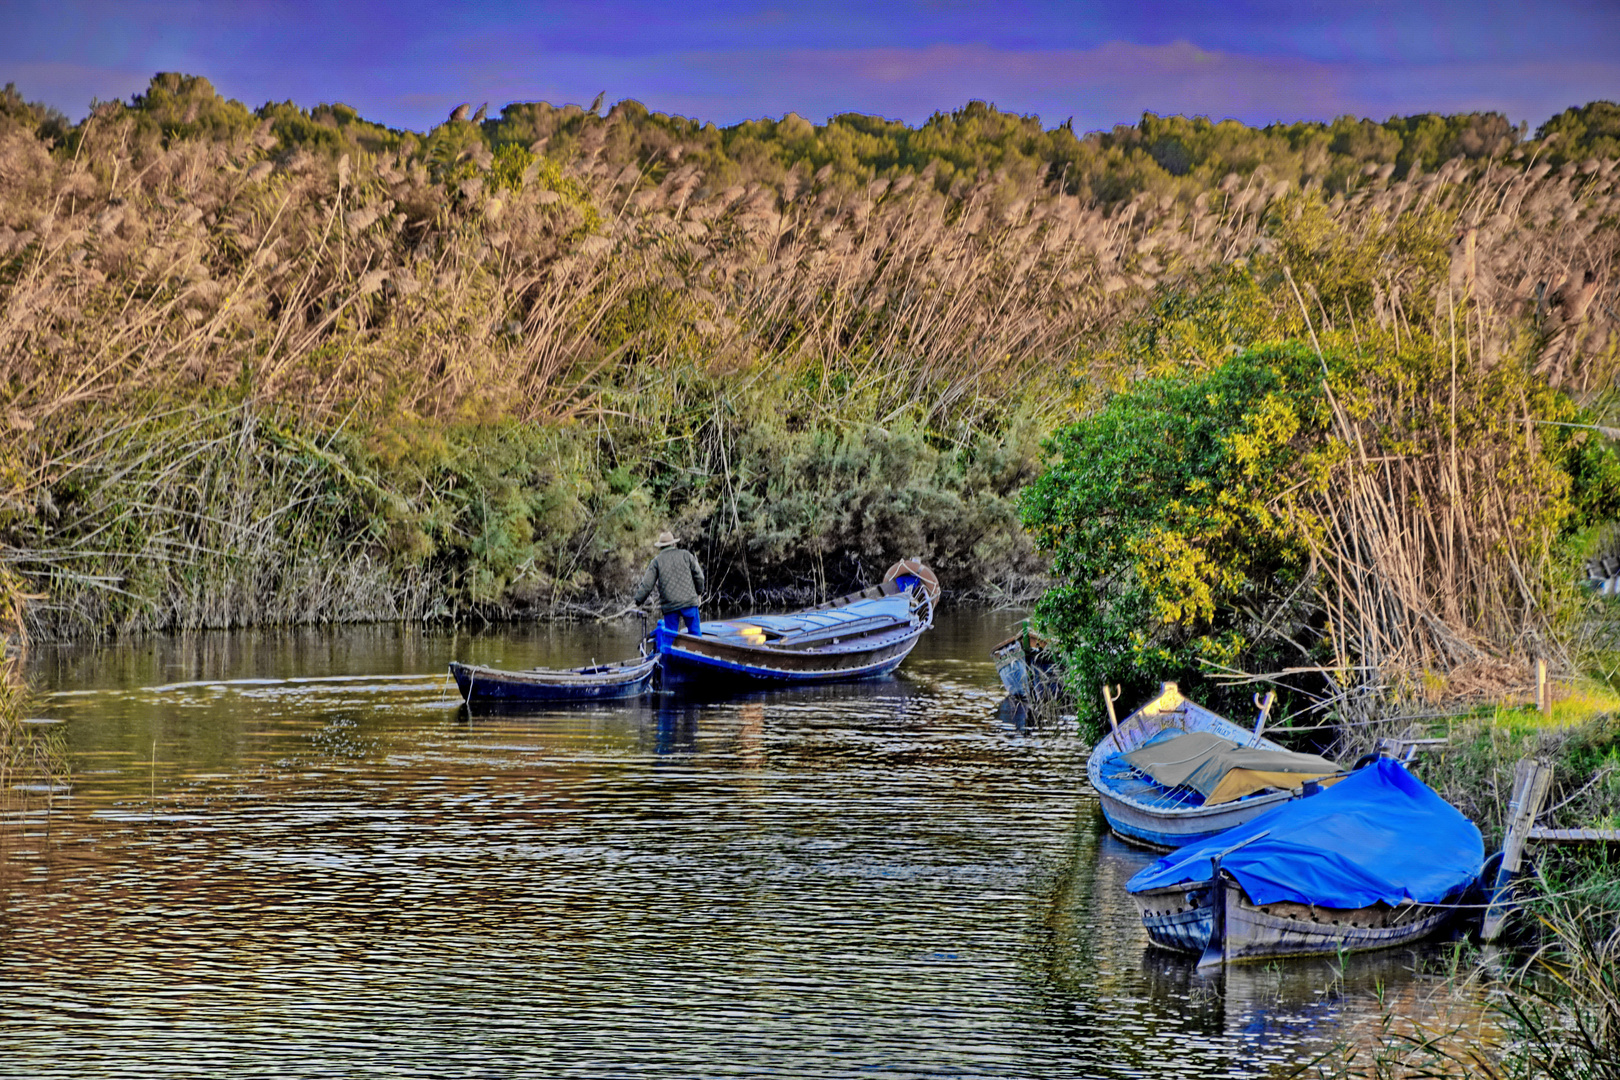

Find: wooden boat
<box><xmin>991</xmin><ymin>624</ymin><xmax>1063</xmax><ymax>702</ymax></box>
<box><xmin>1127</xmin><ymin>758</ymin><xmax>1484</xmax><ymax>965</ymax></box>
<box><xmin>1132</xmin><ymin>869</ymin><xmax>1458</xmax><ymax>964</ymax></box>
<box><xmin>1088</xmin><ymin>682</ymin><xmax>1342</xmax><ymax>851</ymax></box>
<box><xmin>449</xmin><ymin>654</ymin><xmax>658</xmax><ymax>705</ymax></box>
<box><xmin>652</xmin><ymin>559</ymin><xmax>939</xmax><ymax>689</ymax></box>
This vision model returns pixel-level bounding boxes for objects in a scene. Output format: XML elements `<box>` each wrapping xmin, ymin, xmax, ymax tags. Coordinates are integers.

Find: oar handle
<box><xmin>1250</xmin><ymin>690</ymin><xmax>1276</xmax><ymax>745</ymax></box>
<box><xmin>1101</xmin><ymin>684</ymin><xmax>1121</xmax><ymax>735</ymax></box>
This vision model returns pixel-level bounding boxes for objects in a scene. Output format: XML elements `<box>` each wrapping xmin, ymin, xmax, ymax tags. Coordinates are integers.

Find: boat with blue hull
<box><xmin>1126</xmin><ymin>757</ymin><xmax>1484</xmax><ymax>965</ymax></box>
<box><xmin>1088</xmin><ymin>682</ymin><xmax>1342</xmax><ymax>851</ymax></box>
<box><xmin>449</xmin><ymin>654</ymin><xmax>658</xmax><ymax>706</ymax></box>
<box><xmin>652</xmin><ymin>560</ymin><xmax>939</xmax><ymax>689</ymax></box>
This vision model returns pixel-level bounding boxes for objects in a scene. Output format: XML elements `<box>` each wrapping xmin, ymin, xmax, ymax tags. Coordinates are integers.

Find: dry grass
<box><xmin>5</xmin><ymin>110</ymin><xmax>1612</xmax><ymax>431</ymax></box>
<box><xmin>0</xmin><ymin>102</ymin><xmax>1617</xmax><ymax>645</ymax></box>
<box><xmin>1260</xmin><ymin>155</ymin><xmax>1619</xmax><ymax>717</ymax></box>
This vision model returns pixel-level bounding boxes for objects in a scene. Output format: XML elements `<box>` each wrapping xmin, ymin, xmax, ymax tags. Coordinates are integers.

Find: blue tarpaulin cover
<box><xmin>1126</xmin><ymin>758</ymin><xmax>1484</xmax><ymax>909</ymax></box>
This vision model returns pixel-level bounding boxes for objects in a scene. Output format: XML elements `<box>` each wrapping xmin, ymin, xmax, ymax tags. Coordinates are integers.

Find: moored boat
<box><xmin>1088</xmin><ymin>682</ymin><xmax>1343</xmax><ymax>850</ymax></box>
<box><xmin>991</xmin><ymin>624</ymin><xmax>1063</xmax><ymax>702</ymax></box>
<box><xmin>652</xmin><ymin>559</ymin><xmax>939</xmax><ymax>690</ymax></box>
<box><xmin>1126</xmin><ymin>757</ymin><xmax>1484</xmax><ymax>965</ymax></box>
<box><xmin>449</xmin><ymin>654</ymin><xmax>658</xmax><ymax>705</ymax></box>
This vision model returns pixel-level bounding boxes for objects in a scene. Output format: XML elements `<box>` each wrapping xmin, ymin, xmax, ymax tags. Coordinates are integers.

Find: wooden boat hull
<box><xmin>991</xmin><ymin>632</ymin><xmax>1062</xmax><ymax>701</ymax></box>
<box><xmin>653</xmin><ymin>561</ymin><xmax>936</xmax><ymax>690</ymax></box>
<box><xmin>449</xmin><ymin>657</ymin><xmax>658</xmax><ymax>704</ymax></box>
<box><xmin>1087</xmin><ymin>683</ymin><xmax>1299</xmax><ymax>851</ymax></box>
<box><xmin>1133</xmin><ymin>876</ymin><xmax>1455</xmax><ymax>963</ymax></box>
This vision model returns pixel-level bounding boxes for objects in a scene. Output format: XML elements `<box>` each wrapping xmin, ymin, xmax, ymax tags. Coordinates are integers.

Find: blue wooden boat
<box><xmin>1088</xmin><ymin>682</ymin><xmax>1342</xmax><ymax>851</ymax></box>
<box><xmin>652</xmin><ymin>559</ymin><xmax>938</xmax><ymax>689</ymax></box>
<box><xmin>449</xmin><ymin>654</ymin><xmax>658</xmax><ymax>705</ymax></box>
<box><xmin>1127</xmin><ymin>757</ymin><xmax>1483</xmax><ymax>965</ymax></box>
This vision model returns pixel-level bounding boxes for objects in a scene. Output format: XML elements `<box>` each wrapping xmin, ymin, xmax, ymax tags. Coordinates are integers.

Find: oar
<box><xmin>1249</xmin><ymin>691</ymin><xmax>1276</xmax><ymax>746</ymax></box>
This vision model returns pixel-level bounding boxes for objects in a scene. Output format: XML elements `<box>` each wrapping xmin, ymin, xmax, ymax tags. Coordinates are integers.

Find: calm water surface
<box><xmin>3</xmin><ymin>610</ymin><xmax>1478</xmax><ymax>1078</ymax></box>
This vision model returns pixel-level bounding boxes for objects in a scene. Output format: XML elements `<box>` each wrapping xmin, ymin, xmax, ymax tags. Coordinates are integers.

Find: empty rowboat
<box><xmin>1088</xmin><ymin>682</ymin><xmax>1344</xmax><ymax>851</ymax></box>
<box><xmin>449</xmin><ymin>654</ymin><xmax>658</xmax><ymax>705</ymax></box>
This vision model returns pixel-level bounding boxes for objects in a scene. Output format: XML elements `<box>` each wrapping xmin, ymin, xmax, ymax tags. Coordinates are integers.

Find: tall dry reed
<box><xmin>1</xmin><ymin>93</ymin><xmax>1616</xmax><ymax>643</ymax></box>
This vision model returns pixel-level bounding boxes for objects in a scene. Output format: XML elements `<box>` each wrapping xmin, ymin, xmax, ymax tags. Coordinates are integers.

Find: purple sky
<box><xmin>4</xmin><ymin>0</ymin><xmax>1617</xmax><ymax>134</ymax></box>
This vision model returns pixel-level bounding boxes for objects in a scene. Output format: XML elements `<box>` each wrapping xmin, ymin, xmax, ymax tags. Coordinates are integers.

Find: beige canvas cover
<box><xmin>1120</xmin><ymin>731</ymin><xmax>1342</xmax><ymax>805</ymax></box>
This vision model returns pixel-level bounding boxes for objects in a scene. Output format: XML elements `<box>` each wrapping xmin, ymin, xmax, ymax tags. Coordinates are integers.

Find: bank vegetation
<box><xmin>0</xmin><ymin>77</ymin><xmax>1614</xmax><ymax>650</ymax></box>
<box><xmin>2</xmin><ymin>75</ymin><xmax>1619</xmax><ymax>1076</ymax></box>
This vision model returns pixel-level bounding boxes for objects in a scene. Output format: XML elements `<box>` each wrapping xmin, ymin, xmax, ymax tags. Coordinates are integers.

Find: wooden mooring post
<box><xmin>1480</xmin><ymin>757</ymin><xmax>1555</xmax><ymax>943</ymax></box>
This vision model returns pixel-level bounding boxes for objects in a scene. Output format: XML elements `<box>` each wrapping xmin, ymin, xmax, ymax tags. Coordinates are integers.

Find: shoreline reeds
<box><xmin>1</xmin><ymin>81</ymin><xmax>1616</xmax><ymax>645</ymax></box>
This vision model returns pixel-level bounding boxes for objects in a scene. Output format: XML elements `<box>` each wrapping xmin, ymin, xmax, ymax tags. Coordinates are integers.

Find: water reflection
<box><xmin>1</xmin><ymin>611</ymin><xmax>1486</xmax><ymax>1077</ymax></box>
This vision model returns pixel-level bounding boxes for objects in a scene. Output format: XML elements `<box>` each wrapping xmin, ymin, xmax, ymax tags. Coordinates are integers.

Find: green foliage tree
<box><xmin>126</xmin><ymin>73</ymin><xmax>256</xmax><ymax>143</ymax></box>
<box><xmin>0</xmin><ymin>82</ymin><xmax>68</xmax><ymax>141</ymax></box>
<box><xmin>1020</xmin><ymin>345</ymin><xmax>1331</xmax><ymax>719</ymax></box>
<box><xmin>257</xmin><ymin>98</ymin><xmax>406</xmax><ymax>157</ymax></box>
<box><xmin>1537</xmin><ymin>100</ymin><xmax>1620</xmax><ymax>164</ymax></box>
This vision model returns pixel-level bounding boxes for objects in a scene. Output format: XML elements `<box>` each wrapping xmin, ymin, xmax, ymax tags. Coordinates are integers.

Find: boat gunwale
<box><xmin>664</xmin><ymin>620</ymin><xmax>925</xmax><ymax>662</ymax></box>
<box><xmin>657</xmin><ymin>630</ymin><xmax>923</xmax><ymax>682</ymax></box>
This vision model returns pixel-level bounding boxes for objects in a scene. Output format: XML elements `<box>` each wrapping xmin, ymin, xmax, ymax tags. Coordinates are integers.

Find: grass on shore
<box><xmin>1291</xmin><ymin>694</ymin><xmax>1620</xmax><ymax>1079</ymax></box>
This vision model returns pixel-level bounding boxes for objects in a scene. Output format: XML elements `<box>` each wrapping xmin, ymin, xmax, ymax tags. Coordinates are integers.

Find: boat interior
<box><xmin>1097</xmin><ymin>728</ymin><xmax>1213</xmax><ymax>809</ymax></box>
<box><xmin>1099</xmin><ymin>727</ymin><xmax>1339</xmax><ymax>810</ymax></box>
<box><xmin>702</xmin><ymin>595</ymin><xmax>919</xmax><ymax>650</ymax></box>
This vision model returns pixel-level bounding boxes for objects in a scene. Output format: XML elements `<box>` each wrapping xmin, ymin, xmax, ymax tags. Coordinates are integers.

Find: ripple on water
<box><xmin>2</xmin><ymin>614</ymin><xmax>1486</xmax><ymax>1078</ymax></box>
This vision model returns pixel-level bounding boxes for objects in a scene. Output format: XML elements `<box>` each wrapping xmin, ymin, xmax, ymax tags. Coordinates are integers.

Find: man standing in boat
<box><xmin>634</xmin><ymin>530</ymin><xmax>705</xmax><ymax>635</ymax></box>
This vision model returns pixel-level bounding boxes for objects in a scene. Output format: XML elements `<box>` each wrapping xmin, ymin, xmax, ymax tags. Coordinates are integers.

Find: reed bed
<box><xmin>1297</xmin><ymin>710</ymin><xmax>1620</xmax><ymax>1079</ymax></box>
<box><xmin>1</xmin><ymin>84</ymin><xmax>1617</xmax><ymax>647</ymax></box>
<box><xmin>1026</xmin><ymin>142</ymin><xmax>1618</xmax><ymax>718</ymax></box>
<box><xmin>0</xmin><ymin>562</ymin><xmax>63</xmax><ymax>871</ymax></box>
<box><xmin>1288</xmin><ymin>155</ymin><xmax>1620</xmax><ymax>720</ymax></box>
<box><xmin>1301</xmin><ymin>893</ymin><xmax>1620</xmax><ymax>1080</ymax></box>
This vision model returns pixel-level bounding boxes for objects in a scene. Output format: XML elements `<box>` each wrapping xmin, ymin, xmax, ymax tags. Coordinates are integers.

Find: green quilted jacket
<box><xmin>633</xmin><ymin>547</ymin><xmax>705</xmax><ymax>612</ymax></box>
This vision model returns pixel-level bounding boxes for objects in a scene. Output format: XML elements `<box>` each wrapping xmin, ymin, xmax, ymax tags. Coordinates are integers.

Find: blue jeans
<box><xmin>661</xmin><ymin>607</ymin><xmax>701</xmax><ymax>635</ymax></box>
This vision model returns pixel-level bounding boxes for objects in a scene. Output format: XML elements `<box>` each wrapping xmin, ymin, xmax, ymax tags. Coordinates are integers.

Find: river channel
<box><xmin>3</xmin><ymin>609</ymin><xmax>1484</xmax><ymax>1078</ymax></box>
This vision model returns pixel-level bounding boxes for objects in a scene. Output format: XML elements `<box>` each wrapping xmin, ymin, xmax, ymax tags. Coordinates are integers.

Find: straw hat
<box><xmin>654</xmin><ymin>530</ymin><xmax>679</xmax><ymax>548</ymax></box>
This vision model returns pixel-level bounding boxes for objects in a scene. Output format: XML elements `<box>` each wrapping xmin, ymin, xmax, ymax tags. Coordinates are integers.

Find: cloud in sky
<box><xmin>2</xmin><ymin>0</ymin><xmax>1616</xmax><ymax>132</ymax></box>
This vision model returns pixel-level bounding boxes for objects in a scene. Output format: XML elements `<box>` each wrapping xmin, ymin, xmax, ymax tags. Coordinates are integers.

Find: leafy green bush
<box><xmin>1020</xmin><ymin>344</ymin><xmax>1330</xmax><ymax>714</ymax></box>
